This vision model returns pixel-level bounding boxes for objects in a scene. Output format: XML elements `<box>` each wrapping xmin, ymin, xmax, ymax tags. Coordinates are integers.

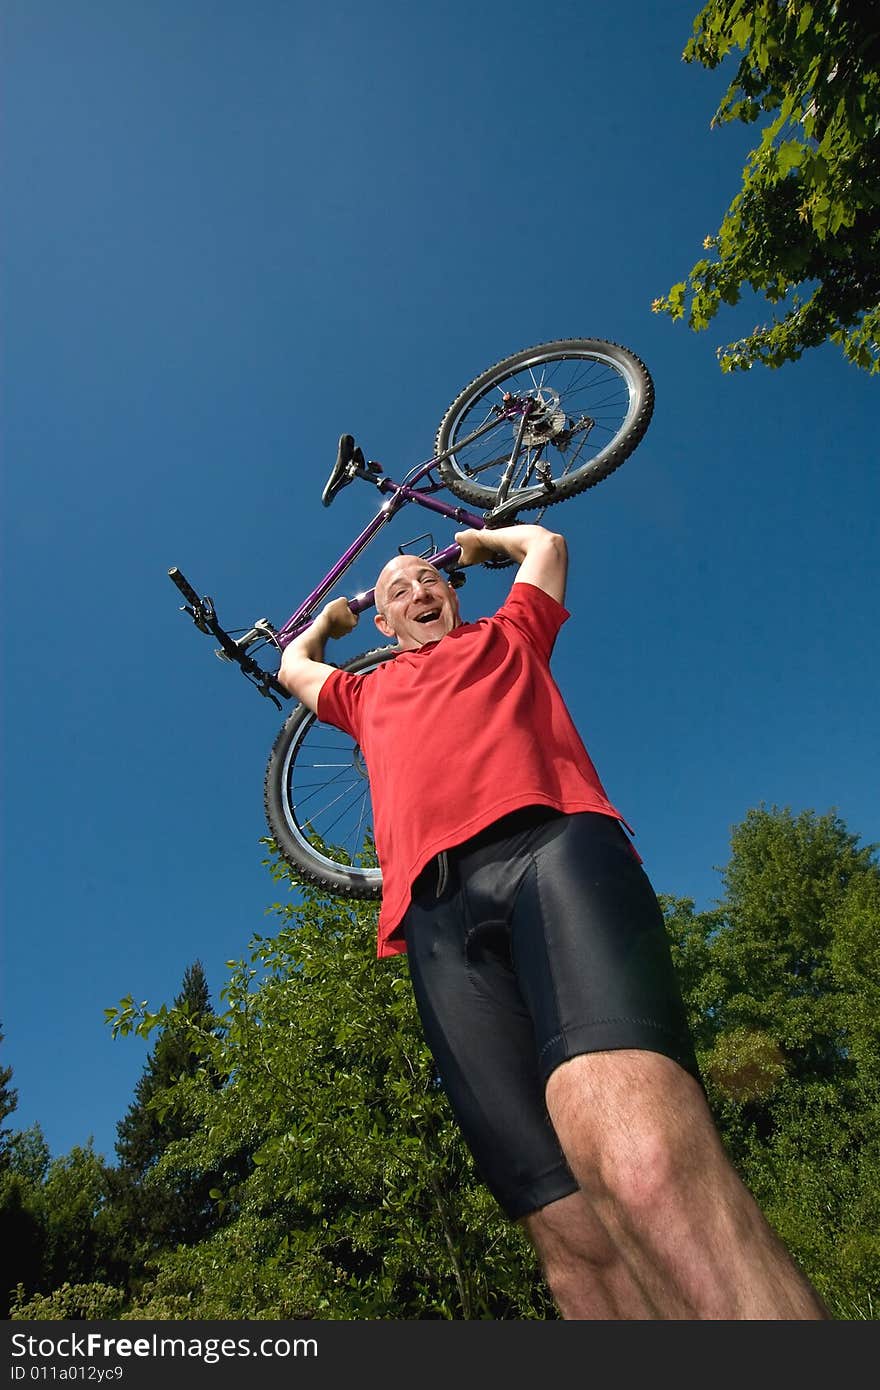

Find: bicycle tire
<box><xmin>435</xmin><ymin>338</ymin><xmax>654</xmax><ymax>511</ymax></box>
<box><xmin>264</xmin><ymin>646</ymin><xmax>397</xmax><ymax>898</ymax></box>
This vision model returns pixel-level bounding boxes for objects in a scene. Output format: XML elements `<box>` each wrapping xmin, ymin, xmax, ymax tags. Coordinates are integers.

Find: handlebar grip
<box><xmin>168</xmin><ymin>567</ymin><xmax>201</xmax><ymax>607</ymax></box>
<box><xmin>428</xmin><ymin>543</ymin><xmax>464</xmax><ymax>570</ymax></box>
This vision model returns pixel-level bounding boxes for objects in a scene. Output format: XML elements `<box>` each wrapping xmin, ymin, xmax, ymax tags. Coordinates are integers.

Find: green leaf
<box><xmin>661</xmin><ymin>0</ymin><xmax>880</xmax><ymax>374</ymax></box>
<box><xmin>777</xmin><ymin>140</ymin><xmax>805</xmax><ymax>175</ymax></box>
<box><xmin>797</xmin><ymin>5</ymin><xmax>814</xmax><ymax>37</ymax></box>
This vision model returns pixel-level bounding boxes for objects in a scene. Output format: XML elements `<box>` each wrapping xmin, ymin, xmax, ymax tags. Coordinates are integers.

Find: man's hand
<box><xmin>454</xmin><ymin>525</ymin><xmax>567</xmax><ymax>604</ymax></box>
<box><xmin>276</xmin><ymin>596</ymin><xmax>359</xmax><ymax>710</ymax></box>
<box><xmin>454</xmin><ymin>529</ymin><xmax>497</xmax><ymax>568</ymax></box>
<box><xmin>319</xmin><ymin>595</ymin><xmax>359</xmax><ymax>640</ymax></box>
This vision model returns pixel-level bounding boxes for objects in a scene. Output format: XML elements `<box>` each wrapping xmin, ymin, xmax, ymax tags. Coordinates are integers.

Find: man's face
<box><xmin>373</xmin><ymin>555</ymin><xmax>462</xmax><ymax>650</ymax></box>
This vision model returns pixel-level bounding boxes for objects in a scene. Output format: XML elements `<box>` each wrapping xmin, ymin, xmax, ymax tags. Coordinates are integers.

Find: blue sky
<box><xmin>2</xmin><ymin>0</ymin><xmax>877</xmax><ymax>1164</ymax></box>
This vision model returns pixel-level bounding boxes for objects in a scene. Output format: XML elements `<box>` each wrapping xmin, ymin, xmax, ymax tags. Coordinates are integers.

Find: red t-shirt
<box><xmin>317</xmin><ymin>582</ymin><xmax>631</xmax><ymax>958</ymax></box>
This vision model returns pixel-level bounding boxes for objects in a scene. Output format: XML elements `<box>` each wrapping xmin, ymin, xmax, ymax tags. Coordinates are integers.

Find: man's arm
<box><xmin>454</xmin><ymin>525</ymin><xmax>568</xmax><ymax>604</ymax></box>
<box><xmin>276</xmin><ymin>596</ymin><xmax>359</xmax><ymax>712</ymax></box>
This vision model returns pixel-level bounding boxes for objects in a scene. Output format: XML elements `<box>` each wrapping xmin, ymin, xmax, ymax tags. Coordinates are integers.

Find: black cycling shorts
<box><xmin>402</xmin><ymin>807</ymin><xmax>701</xmax><ymax>1220</ymax></box>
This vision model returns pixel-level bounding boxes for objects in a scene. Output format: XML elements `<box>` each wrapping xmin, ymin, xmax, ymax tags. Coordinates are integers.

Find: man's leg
<box><xmin>505</xmin><ymin>814</ymin><xmax>829</xmax><ymax>1317</ymax></box>
<box><xmin>541</xmin><ymin>1049</ymin><xmax>829</xmax><ymax>1319</ymax></box>
<box><xmin>522</xmin><ymin>1189</ymin><xmax>661</xmax><ymax>1318</ymax></box>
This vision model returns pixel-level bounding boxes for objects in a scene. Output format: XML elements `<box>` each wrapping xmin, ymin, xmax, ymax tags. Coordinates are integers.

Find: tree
<box><xmin>0</xmin><ymin>1032</ymin><xmax>44</xmax><ymax>1315</ymax></box>
<box><xmin>102</xmin><ymin>811</ymin><xmax>878</xmax><ymax>1320</ymax></box>
<box><xmin>0</xmin><ymin>1026</ymin><xmax>18</xmax><ymax>1166</ymax></box>
<box><xmin>652</xmin><ymin>0</ymin><xmax>880</xmax><ymax>373</ymax></box>
<box><xmin>0</xmin><ymin>1171</ymin><xmax>45</xmax><ymax>1317</ymax></box>
<box><xmin>4</xmin><ymin>1125</ymin><xmax>51</xmax><ymax>1187</ymax></box>
<box><xmin>114</xmin><ymin>962</ymin><xmax>214</xmax><ymax>1179</ymax></box>
<box><xmin>664</xmin><ymin>806</ymin><xmax>880</xmax><ymax>1317</ymax></box>
<box><xmin>40</xmin><ymin>1145</ymin><xmax>115</xmax><ymax>1291</ymax></box>
<box><xmin>0</xmin><ymin>1039</ymin><xmax>116</xmax><ymax>1317</ymax></box>
<box><xmin>2</xmin><ymin>1139</ymin><xmax>125</xmax><ymax>1323</ymax></box>
<box><xmin>4</xmin><ymin>969</ymin><xmax>227</xmax><ymax>1320</ymax></box>
<box><xmin>103</xmin><ymin>962</ymin><xmax>227</xmax><ymax>1278</ymax></box>
<box><xmin>107</xmin><ymin>856</ymin><xmax>554</xmax><ymax>1320</ymax></box>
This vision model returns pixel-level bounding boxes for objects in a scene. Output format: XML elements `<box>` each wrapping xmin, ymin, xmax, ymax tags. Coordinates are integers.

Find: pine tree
<box><xmin>0</xmin><ymin>1025</ymin><xmax>18</xmax><ymax>1167</ymax></box>
<box><xmin>103</xmin><ymin>962</ymin><xmax>224</xmax><ymax>1277</ymax></box>
<box><xmin>0</xmin><ymin>1030</ymin><xmax>46</xmax><ymax>1315</ymax></box>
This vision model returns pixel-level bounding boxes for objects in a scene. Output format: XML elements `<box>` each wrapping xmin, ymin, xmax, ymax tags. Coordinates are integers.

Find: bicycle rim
<box><xmin>264</xmin><ymin>648</ymin><xmax>396</xmax><ymax>898</ymax></box>
<box><xmin>435</xmin><ymin>338</ymin><xmax>653</xmax><ymax>510</ymax></box>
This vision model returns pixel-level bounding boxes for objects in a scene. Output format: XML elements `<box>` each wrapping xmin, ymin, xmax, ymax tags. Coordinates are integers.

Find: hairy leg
<box><xmin>544</xmin><ymin>1049</ymin><xmax>829</xmax><ymax>1319</ymax></box>
<box><xmin>522</xmin><ymin>1190</ymin><xmax>660</xmax><ymax>1319</ymax></box>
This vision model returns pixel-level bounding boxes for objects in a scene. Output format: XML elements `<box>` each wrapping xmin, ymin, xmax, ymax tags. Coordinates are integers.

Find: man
<box><xmin>278</xmin><ymin>523</ymin><xmax>827</xmax><ymax>1319</ymax></box>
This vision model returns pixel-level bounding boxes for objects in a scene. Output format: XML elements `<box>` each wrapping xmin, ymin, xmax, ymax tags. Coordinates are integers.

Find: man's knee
<box><xmin>545</xmin><ymin>1050</ymin><xmax>725</xmax><ymax>1213</ymax></box>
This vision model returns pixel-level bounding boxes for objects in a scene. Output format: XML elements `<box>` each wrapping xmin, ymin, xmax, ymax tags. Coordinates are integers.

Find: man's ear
<box><xmin>374</xmin><ymin>611</ymin><xmax>394</xmax><ymax>639</ymax></box>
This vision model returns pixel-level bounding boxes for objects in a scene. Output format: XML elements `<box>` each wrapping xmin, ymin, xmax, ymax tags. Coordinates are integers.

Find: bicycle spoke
<box><xmin>272</xmin><ymin>690</ymin><xmax>382</xmax><ymax>882</ymax></box>
<box><xmin>353</xmin><ymin>782</ymin><xmax>368</xmax><ymax>859</ymax></box>
<box><xmin>311</xmin><ymin>785</ymin><xmax>371</xmax><ymax>844</ymax></box>
<box><xmin>440</xmin><ymin>346</ymin><xmax>641</xmax><ymax>499</ymax></box>
<box><xmin>298</xmin><ymin>777</ymin><xmax>369</xmax><ymax>849</ymax></box>
<box><xmin>294</xmin><ymin>769</ymin><xmax>358</xmax><ymax>814</ymax></box>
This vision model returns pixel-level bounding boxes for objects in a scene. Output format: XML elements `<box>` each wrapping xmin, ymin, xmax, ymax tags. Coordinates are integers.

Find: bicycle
<box><xmin>169</xmin><ymin>337</ymin><xmax>654</xmax><ymax>900</ymax></box>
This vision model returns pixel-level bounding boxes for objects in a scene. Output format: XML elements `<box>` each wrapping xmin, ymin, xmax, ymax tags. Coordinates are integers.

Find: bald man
<box><xmin>278</xmin><ymin>524</ymin><xmax>827</xmax><ymax>1320</ymax></box>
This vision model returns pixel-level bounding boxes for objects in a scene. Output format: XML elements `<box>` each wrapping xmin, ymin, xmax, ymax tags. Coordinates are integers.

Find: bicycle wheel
<box><xmin>435</xmin><ymin>338</ymin><xmax>654</xmax><ymax>511</ymax></box>
<box><xmin>264</xmin><ymin>646</ymin><xmax>397</xmax><ymax>898</ymax></box>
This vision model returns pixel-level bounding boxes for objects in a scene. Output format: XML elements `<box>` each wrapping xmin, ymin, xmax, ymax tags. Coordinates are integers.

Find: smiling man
<box><xmin>277</xmin><ymin>523</ymin><xmax>827</xmax><ymax>1320</ymax></box>
<box><xmin>373</xmin><ymin>553</ymin><xmax>463</xmax><ymax>647</ymax></box>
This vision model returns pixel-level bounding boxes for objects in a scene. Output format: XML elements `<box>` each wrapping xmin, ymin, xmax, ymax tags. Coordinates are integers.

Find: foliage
<box><xmin>0</xmin><ymin>1142</ymin><xmax>116</xmax><ymax>1318</ymax></box>
<box><xmin>13</xmin><ymin>807</ymin><xmax>879</xmax><ymax>1320</ymax></box>
<box><xmin>0</xmin><ymin>1172</ymin><xmax>45</xmax><ymax>1317</ymax></box>
<box><xmin>652</xmin><ymin>0</ymin><xmax>880</xmax><ymax>372</ymax></box>
<box><xmin>102</xmin><ymin>961</ymin><xmax>236</xmax><ymax>1289</ymax></box>
<box><xmin>0</xmin><ymin>1025</ymin><xmax>18</xmax><ymax>1163</ymax></box>
<box><xmin>1</xmin><ymin>966</ymin><xmax>233</xmax><ymax>1317</ymax></box>
<box><xmin>0</xmin><ymin>1037</ymin><xmax>45</xmax><ymax>1315</ymax></box>
<box><xmin>5</xmin><ymin>1124</ymin><xmax>51</xmax><ymax>1186</ymax></box>
<box><xmin>10</xmin><ymin>1281</ymin><xmax>126</xmax><ymax>1321</ymax></box>
<box><xmin>107</xmin><ymin>852</ymin><xmax>554</xmax><ymax>1320</ymax></box>
<box><xmin>663</xmin><ymin>806</ymin><xmax>880</xmax><ymax>1316</ymax></box>
<box><xmin>40</xmin><ymin>1144</ymin><xmax>115</xmax><ymax>1290</ymax></box>
<box><xmin>113</xmin><ymin>962</ymin><xmax>214</xmax><ymax>1178</ymax></box>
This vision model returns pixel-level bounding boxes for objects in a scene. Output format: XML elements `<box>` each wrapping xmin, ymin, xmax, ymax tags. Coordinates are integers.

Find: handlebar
<box><xmin>168</xmin><ymin>566</ymin><xmax>289</xmax><ymax>707</ymax></box>
<box><xmin>168</xmin><ymin>565</ymin><xmax>204</xmax><ymax>613</ymax></box>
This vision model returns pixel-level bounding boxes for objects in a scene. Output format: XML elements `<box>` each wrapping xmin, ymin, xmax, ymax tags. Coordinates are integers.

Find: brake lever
<box><xmin>169</xmin><ymin>567</ymin><xmax>290</xmax><ymax>706</ymax></box>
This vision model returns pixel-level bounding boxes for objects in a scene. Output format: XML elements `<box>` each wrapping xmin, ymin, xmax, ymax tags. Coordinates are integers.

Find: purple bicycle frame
<box><xmin>167</xmin><ymin>390</ymin><xmax>540</xmax><ymax>700</ymax></box>
<box><xmin>271</xmin><ymin>389</ymin><xmax>541</xmax><ymax>650</ymax></box>
<box><xmin>273</xmin><ymin>458</ymin><xmax>489</xmax><ymax>649</ymax></box>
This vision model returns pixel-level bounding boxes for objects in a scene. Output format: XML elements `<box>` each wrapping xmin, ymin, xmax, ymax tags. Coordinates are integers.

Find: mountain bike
<box><xmin>169</xmin><ymin>337</ymin><xmax>654</xmax><ymax>899</ymax></box>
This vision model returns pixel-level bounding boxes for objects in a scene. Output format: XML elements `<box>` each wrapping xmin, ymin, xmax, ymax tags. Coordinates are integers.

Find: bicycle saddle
<box><xmin>322</xmin><ymin>434</ymin><xmax>365</xmax><ymax>507</ymax></box>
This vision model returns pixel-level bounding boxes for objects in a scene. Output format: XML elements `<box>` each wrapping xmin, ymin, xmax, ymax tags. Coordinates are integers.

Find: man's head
<box><xmin>373</xmin><ymin>554</ymin><xmax>462</xmax><ymax>650</ymax></box>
